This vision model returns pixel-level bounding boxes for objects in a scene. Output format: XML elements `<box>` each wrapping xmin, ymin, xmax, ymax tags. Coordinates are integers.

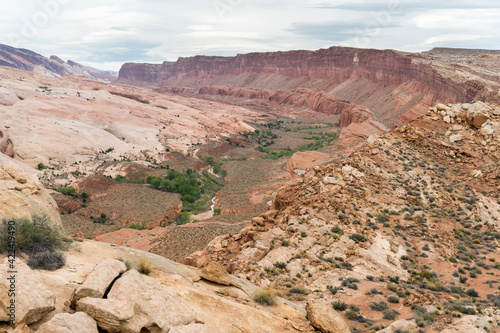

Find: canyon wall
<box><xmin>119</xmin><ymin>46</ymin><xmax>499</xmax><ymax>127</ymax></box>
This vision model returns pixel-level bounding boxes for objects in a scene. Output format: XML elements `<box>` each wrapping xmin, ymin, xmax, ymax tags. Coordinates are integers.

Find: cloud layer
<box><xmin>1</xmin><ymin>0</ymin><xmax>499</xmax><ymax>70</ymax></box>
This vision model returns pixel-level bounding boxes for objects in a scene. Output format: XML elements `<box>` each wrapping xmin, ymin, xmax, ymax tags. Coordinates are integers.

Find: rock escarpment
<box><xmin>119</xmin><ymin>47</ymin><xmax>499</xmax><ymax>127</ymax></box>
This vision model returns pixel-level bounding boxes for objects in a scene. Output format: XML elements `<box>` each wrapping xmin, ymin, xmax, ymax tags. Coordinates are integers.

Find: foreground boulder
<box><xmin>77</xmin><ymin>269</ymin><xmax>207</xmax><ymax>333</ymax></box>
<box><xmin>70</xmin><ymin>259</ymin><xmax>126</xmax><ymax>307</ymax></box>
<box><xmin>37</xmin><ymin>312</ymin><xmax>98</xmax><ymax>333</ymax></box>
<box><xmin>199</xmin><ymin>261</ymin><xmax>233</xmax><ymax>286</ymax></box>
<box><xmin>305</xmin><ymin>302</ymin><xmax>350</xmax><ymax>333</ymax></box>
<box><xmin>0</xmin><ymin>259</ymin><xmax>55</xmax><ymax>326</ymax></box>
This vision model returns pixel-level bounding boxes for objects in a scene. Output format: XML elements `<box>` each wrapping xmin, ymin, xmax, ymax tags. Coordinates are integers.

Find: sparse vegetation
<box><xmin>138</xmin><ymin>258</ymin><xmax>154</xmax><ymax>275</ymax></box>
<box><xmin>253</xmin><ymin>289</ymin><xmax>277</xmax><ymax>305</ymax></box>
<box><xmin>0</xmin><ymin>215</ymin><xmax>68</xmax><ymax>270</ymax></box>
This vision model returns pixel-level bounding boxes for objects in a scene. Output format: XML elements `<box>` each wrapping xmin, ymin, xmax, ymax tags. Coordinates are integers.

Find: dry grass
<box><xmin>138</xmin><ymin>258</ymin><xmax>154</xmax><ymax>275</ymax></box>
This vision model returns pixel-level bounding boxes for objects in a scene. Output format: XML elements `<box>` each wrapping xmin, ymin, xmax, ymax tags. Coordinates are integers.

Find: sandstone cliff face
<box><xmin>119</xmin><ymin>47</ymin><xmax>499</xmax><ymax>127</ymax></box>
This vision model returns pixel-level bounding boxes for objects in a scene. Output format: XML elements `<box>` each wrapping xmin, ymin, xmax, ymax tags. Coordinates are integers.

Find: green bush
<box><xmin>349</xmin><ymin>234</ymin><xmax>367</xmax><ymax>243</ymax></box>
<box><xmin>331</xmin><ymin>226</ymin><xmax>344</xmax><ymax>235</ymax></box>
<box><xmin>129</xmin><ymin>222</ymin><xmax>147</xmax><ymax>230</ymax></box>
<box><xmin>0</xmin><ymin>215</ymin><xmax>67</xmax><ymax>270</ymax></box>
<box><xmin>369</xmin><ymin>301</ymin><xmax>388</xmax><ymax>311</ymax></box>
<box><xmin>387</xmin><ymin>295</ymin><xmax>400</xmax><ymax>303</ymax></box>
<box><xmin>273</xmin><ymin>261</ymin><xmax>287</xmax><ymax>269</ymax></box>
<box><xmin>383</xmin><ymin>309</ymin><xmax>399</xmax><ymax>320</ymax></box>
<box><xmin>332</xmin><ymin>301</ymin><xmax>348</xmax><ymax>311</ymax></box>
<box><xmin>52</xmin><ymin>186</ymin><xmax>77</xmax><ymax>197</ymax></box>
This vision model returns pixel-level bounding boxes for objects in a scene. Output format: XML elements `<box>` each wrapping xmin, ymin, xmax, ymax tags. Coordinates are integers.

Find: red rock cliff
<box><xmin>119</xmin><ymin>46</ymin><xmax>496</xmax><ymax>126</ymax></box>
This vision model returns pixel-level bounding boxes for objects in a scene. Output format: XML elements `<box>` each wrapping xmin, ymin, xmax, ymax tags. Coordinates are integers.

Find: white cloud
<box><xmin>0</xmin><ymin>0</ymin><xmax>498</xmax><ymax>70</ymax></box>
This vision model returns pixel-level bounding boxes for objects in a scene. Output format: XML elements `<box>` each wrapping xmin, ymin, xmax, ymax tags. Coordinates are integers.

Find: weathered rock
<box><xmin>70</xmin><ymin>259</ymin><xmax>127</xmax><ymax>307</ymax></box>
<box><xmin>261</xmin><ymin>209</ymin><xmax>279</xmax><ymax>221</ymax></box>
<box><xmin>379</xmin><ymin>319</ymin><xmax>418</xmax><ymax>332</ymax></box>
<box><xmin>169</xmin><ymin>323</ymin><xmax>210</xmax><ymax>333</ymax></box>
<box><xmin>305</xmin><ymin>302</ymin><xmax>350</xmax><ymax>333</ymax></box>
<box><xmin>251</xmin><ymin>216</ymin><xmax>265</xmax><ymax>226</ymax></box>
<box><xmin>0</xmin><ymin>159</ymin><xmax>61</xmax><ymax>225</ymax></box>
<box><xmin>0</xmin><ymin>87</ymin><xmax>20</xmax><ymax>106</ymax></box>
<box><xmin>77</xmin><ymin>269</ymin><xmax>205</xmax><ymax>333</ymax></box>
<box><xmin>36</xmin><ymin>312</ymin><xmax>99</xmax><ymax>333</ymax></box>
<box><xmin>466</xmin><ymin>102</ymin><xmax>490</xmax><ymax>128</ymax></box>
<box><xmin>437</xmin><ymin>103</ymin><xmax>449</xmax><ymax>111</ymax></box>
<box><xmin>449</xmin><ymin>134</ymin><xmax>464</xmax><ymax>143</ymax></box>
<box><xmin>76</xmin><ymin>298</ymin><xmax>134</xmax><ymax>333</ymax></box>
<box><xmin>0</xmin><ymin>259</ymin><xmax>55</xmax><ymax>326</ymax></box>
<box><xmin>200</xmin><ymin>261</ymin><xmax>232</xmax><ymax>285</ymax></box>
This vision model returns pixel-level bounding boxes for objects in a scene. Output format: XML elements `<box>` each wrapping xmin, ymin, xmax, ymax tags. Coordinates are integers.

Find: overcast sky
<box><xmin>1</xmin><ymin>0</ymin><xmax>499</xmax><ymax>71</ymax></box>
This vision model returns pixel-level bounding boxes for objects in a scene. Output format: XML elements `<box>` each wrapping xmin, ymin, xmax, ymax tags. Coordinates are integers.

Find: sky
<box><xmin>1</xmin><ymin>0</ymin><xmax>499</xmax><ymax>71</ymax></box>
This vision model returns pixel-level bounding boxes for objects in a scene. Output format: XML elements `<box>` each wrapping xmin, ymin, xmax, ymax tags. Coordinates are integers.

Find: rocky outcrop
<box><xmin>76</xmin><ymin>269</ymin><xmax>207</xmax><ymax>333</ymax></box>
<box><xmin>284</xmin><ymin>151</ymin><xmax>332</xmax><ymax>175</ymax></box>
<box><xmin>0</xmin><ymin>130</ymin><xmax>18</xmax><ymax>159</ymax></box>
<box><xmin>36</xmin><ymin>312</ymin><xmax>99</xmax><ymax>333</ymax></box>
<box><xmin>0</xmin><ymin>87</ymin><xmax>20</xmax><ymax>106</ymax></box>
<box><xmin>70</xmin><ymin>259</ymin><xmax>127</xmax><ymax>307</ymax></box>
<box><xmin>199</xmin><ymin>86</ymin><xmax>355</xmax><ymax>115</ymax></box>
<box><xmin>305</xmin><ymin>302</ymin><xmax>350</xmax><ymax>333</ymax></box>
<box><xmin>0</xmin><ymin>259</ymin><xmax>55</xmax><ymax>326</ymax></box>
<box><xmin>0</xmin><ymin>158</ymin><xmax>61</xmax><ymax>225</ymax></box>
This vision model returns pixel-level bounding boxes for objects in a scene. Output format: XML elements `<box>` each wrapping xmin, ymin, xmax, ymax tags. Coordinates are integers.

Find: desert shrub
<box><xmin>116</xmin><ymin>257</ymin><xmax>132</xmax><ymax>270</ymax></box>
<box><xmin>349</xmin><ymin>234</ymin><xmax>367</xmax><ymax>243</ymax></box>
<box><xmin>37</xmin><ymin>163</ymin><xmax>49</xmax><ymax>170</ymax></box>
<box><xmin>387</xmin><ymin>295</ymin><xmax>400</xmax><ymax>303</ymax></box>
<box><xmin>466</xmin><ymin>288</ymin><xmax>479</xmax><ymax>298</ymax></box>
<box><xmin>383</xmin><ymin>309</ymin><xmax>399</xmax><ymax>320</ymax></box>
<box><xmin>327</xmin><ymin>285</ymin><xmax>342</xmax><ymax>295</ymax></box>
<box><xmin>52</xmin><ymin>186</ymin><xmax>77</xmax><ymax>197</ymax></box>
<box><xmin>27</xmin><ymin>251</ymin><xmax>65</xmax><ymax>270</ymax></box>
<box><xmin>331</xmin><ymin>226</ymin><xmax>344</xmax><ymax>235</ymax></box>
<box><xmin>129</xmin><ymin>222</ymin><xmax>147</xmax><ymax>230</ymax></box>
<box><xmin>332</xmin><ymin>301</ymin><xmax>348</xmax><ymax>311</ymax></box>
<box><xmin>138</xmin><ymin>258</ymin><xmax>154</xmax><ymax>275</ymax></box>
<box><xmin>0</xmin><ymin>215</ymin><xmax>68</xmax><ymax>270</ymax></box>
<box><xmin>345</xmin><ymin>309</ymin><xmax>359</xmax><ymax>321</ymax></box>
<box><xmin>274</xmin><ymin>261</ymin><xmax>287</xmax><ymax>269</ymax></box>
<box><xmin>253</xmin><ymin>289</ymin><xmax>277</xmax><ymax>305</ymax></box>
<box><xmin>289</xmin><ymin>287</ymin><xmax>309</xmax><ymax>295</ymax></box>
<box><xmin>342</xmin><ymin>277</ymin><xmax>359</xmax><ymax>290</ymax></box>
<box><xmin>369</xmin><ymin>301</ymin><xmax>388</xmax><ymax>311</ymax></box>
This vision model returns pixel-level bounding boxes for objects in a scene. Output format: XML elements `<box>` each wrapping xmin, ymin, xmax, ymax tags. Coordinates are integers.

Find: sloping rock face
<box><xmin>0</xmin><ymin>44</ymin><xmax>117</xmax><ymax>82</ymax></box>
<box><xmin>0</xmin><ymin>158</ymin><xmax>61</xmax><ymax>225</ymax></box>
<box><xmin>0</xmin><ymin>259</ymin><xmax>55</xmax><ymax>326</ymax></box>
<box><xmin>119</xmin><ymin>47</ymin><xmax>499</xmax><ymax>127</ymax></box>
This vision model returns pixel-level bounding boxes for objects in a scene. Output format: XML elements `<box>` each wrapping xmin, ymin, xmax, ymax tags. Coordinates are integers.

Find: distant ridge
<box><xmin>0</xmin><ymin>44</ymin><xmax>117</xmax><ymax>82</ymax></box>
